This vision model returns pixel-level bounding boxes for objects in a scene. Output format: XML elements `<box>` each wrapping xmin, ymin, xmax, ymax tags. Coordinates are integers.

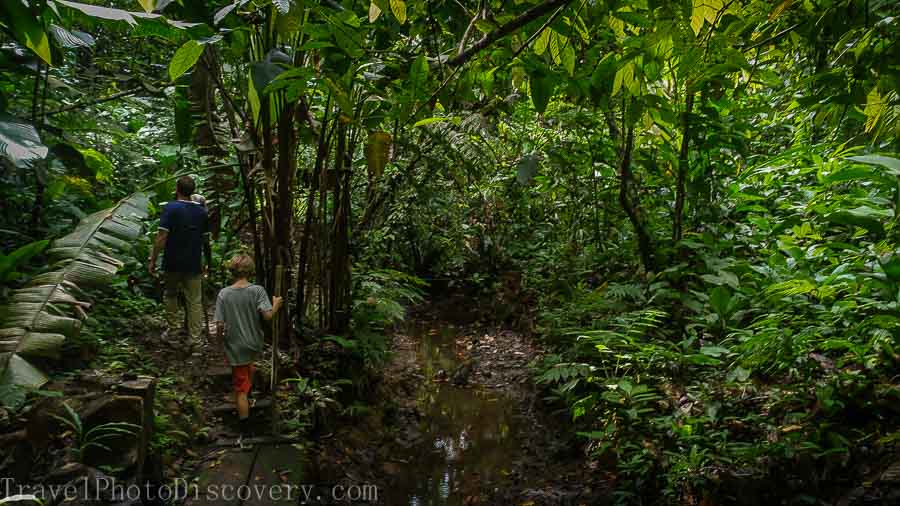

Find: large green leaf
<box><xmin>77</xmin><ymin>148</ymin><xmax>115</xmax><ymax>183</ymax></box>
<box><xmin>390</xmin><ymin>0</ymin><xmax>406</xmax><ymax>24</ymax></box>
<box><xmin>0</xmin><ymin>193</ymin><xmax>149</xmax><ymax>403</ymax></box>
<box><xmin>709</xmin><ymin>285</ymin><xmax>732</xmax><ymax>317</ymax></box>
<box><xmin>364</xmin><ymin>131</ymin><xmax>391</xmax><ymax>181</ymax></box>
<box><xmin>409</xmin><ymin>54</ymin><xmax>428</xmax><ymax>98</ymax></box>
<box><xmin>169</xmin><ymin>40</ymin><xmax>205</xmax><ymax>81</ymax></box>
<box><xmin>322</xmin><ymin>76</ymin><xmax>354</xmax><ymax>117</ymax></box>
<box><xmin>846</xmin><ymin>155</ymin><xmax>900</xmax><ymax>176</ymax></box>
<box><xmin>827</xmin><ymin>205</ymin><xmax>893</xmax><ymax>235</ymax></box>
<box><xmin>534</xmin><ymin>28</ymin><xmax>551</xmax><ymax>56</ymax></box>
<box><xmin>0</xmin><ymin>115</ymin><xmax>48</xmax><ymax>168</ymax></box>
<box><xmin>562</xmin><ymin>43</ymin><xmax>576</xmax><ymax>77</ymax></box>
<box><xmin>530</xmin><ymin>75</ymin><xmax>554</xmax><ymax>114</ymax></box>
<box><xmin>0</xmin><ymin>0</ymin><xmax>52</xmax><ymax>64</ymax></box>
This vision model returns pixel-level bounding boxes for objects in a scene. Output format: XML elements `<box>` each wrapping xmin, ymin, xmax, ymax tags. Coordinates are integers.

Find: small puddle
<box><xmin>381</xmin><ymin>324</ymin><xmax>525</xmax><ymax>505</ymax></box>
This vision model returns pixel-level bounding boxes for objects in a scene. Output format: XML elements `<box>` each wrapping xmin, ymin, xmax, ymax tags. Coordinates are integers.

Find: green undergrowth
<box><xmin>530</xmin><ymin>149</ymin><xmax>900</xmax><ymax>504</ymax></box>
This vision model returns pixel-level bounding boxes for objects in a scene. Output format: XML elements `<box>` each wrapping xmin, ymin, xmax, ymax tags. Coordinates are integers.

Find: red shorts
<box><xmin>231</xmin><ymin>364</ymin><xmax>255</xmax><ymax>394</ymax></box>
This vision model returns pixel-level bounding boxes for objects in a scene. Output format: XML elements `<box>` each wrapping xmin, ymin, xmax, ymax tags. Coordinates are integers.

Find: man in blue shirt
<box><xmin>148</xmin><ymin>176</ymin><xmax>211</xmax><ymax>344</ymax></box>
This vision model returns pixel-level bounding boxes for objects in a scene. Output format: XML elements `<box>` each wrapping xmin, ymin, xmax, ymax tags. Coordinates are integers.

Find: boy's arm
<box><xmin>212</xmin><ymin>292</ymin><xmax>225</xmax><ymax>342</ymax></box>
<box><xmin>260</xmin><ymin>296</ymin><xmax>283</xmax><ymax>321</ymax></box>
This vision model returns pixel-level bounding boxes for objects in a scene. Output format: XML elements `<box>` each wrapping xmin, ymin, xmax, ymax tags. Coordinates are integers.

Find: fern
<box><xmin>765</xmin><ymin>278</ymin><xmax>817</xmax><ymax>298</ymax></box>
<box><xmin>604</xmin><ymin>282</ymin><xmax>646</xmax><ymax>302</ymax></box>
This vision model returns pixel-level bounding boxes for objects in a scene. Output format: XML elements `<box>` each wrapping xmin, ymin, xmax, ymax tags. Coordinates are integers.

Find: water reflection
<box><xmin>386</xmin><ymin>324</ymin><xmax>523</xmax><ymax>505</ymax></box>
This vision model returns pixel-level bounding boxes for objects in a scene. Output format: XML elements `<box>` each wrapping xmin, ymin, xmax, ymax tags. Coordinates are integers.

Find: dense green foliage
<box><xmin>1</xmin><ymin>0</ymin><xmax>898</xmax><ymax>503</ymax></box>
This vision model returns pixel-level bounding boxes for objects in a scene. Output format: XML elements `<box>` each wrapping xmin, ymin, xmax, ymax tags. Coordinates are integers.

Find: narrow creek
<box><xmin>381</xmin><ymin>323</ymin><xmax>526</xmax><ymax>505</ymax></box>
<box><xmin>307</xmin><ymin>312</ymin><xmax>605</xmax><ymax>506</ymax></box>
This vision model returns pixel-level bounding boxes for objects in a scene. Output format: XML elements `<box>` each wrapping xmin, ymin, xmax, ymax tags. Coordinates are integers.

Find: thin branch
<box><xmin>201</xmin><ymin>51</ymin><xmax>248</xmax><ymax>126</ymax></box>
<box><xmin>457</xmin><ymin>10</ymin><xmax>481</xmax><ymax>58</ymax></box>
<box><xmin>741</xmin><ymin>21</ymin><xmax>804</xmax><ymax>51</ymax></box>
<box><xmin>405</xmin><ymin>63</ymin><xmax>465</xmax><ymax>127</ymax></box>
<box><xmin>507</xmin><ymin>2</ymin><xmax>568</xmax><ymax>63</ymax></box>
<box><xmin>448</xmin><ymin>0</ymin><xmax>574</xmax><ymax>67</ymax></box>
<box><xmin>45</xmin><ymin>88</ymin><xmax>143</xmax><ymax>117</ymax></box>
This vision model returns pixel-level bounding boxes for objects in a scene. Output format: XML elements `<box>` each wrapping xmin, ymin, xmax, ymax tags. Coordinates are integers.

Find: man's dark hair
<box><xmin>176</xmin><ymin>176</ymin><xmax>196</xmax><ymax>197</ymax></box>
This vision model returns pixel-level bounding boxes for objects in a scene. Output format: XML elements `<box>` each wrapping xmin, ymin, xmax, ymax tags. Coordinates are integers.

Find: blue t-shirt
<box><xmin>159</xmin><ymin>200</ymin><xmax>208</xmax><ymax>274</ymax></box>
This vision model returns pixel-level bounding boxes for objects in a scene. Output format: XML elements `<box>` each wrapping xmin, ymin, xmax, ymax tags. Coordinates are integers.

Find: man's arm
<box><xmin>202</xmin><ymin>209</ymin><xmax>212</xmax><ymax>274</ymax></box>
<box><xmin>203</xmin><ymin>237</ymin><xmax>212</xmax><ymax>274</ymax></box>
<box><xmin>148</xmin><ymin>229</ymin><xmax>168</xmax><ymax>275</ymax></box>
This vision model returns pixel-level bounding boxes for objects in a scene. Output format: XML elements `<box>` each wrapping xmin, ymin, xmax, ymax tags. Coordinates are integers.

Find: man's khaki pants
<box><xmin>164</xmin><ymin>272</ymin><xmax>203</xmax><ymax>340</ymax></box>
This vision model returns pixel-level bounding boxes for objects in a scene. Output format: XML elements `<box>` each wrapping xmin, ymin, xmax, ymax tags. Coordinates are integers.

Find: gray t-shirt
<box><xmin>213</xmin><ymin>284</ymin><xmax>272</xmax><ymax>365</ymax></box>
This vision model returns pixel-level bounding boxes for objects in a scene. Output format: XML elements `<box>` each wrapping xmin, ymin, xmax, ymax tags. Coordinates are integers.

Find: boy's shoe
<box><xmin>238</xmin><ymin>417</ymin><xmax>254</xmax><ymax>439</ymax></box>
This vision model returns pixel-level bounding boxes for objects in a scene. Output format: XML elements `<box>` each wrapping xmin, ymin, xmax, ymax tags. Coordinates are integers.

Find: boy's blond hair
<box><xmin>227</xmin><ymin>254</ymin><xmax>255</xmax><ymax>279</ymax></box>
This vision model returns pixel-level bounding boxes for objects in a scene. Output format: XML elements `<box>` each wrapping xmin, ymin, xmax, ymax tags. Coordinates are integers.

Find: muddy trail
<box><xmin>130</xmin><ymin>298</ymin><xmax>609</xmax><ymax>506</ymax></box>
<box><xmin>305</xmin><ymin>301</ymin><xmax>610</xmax><ymax>505</ymax></box>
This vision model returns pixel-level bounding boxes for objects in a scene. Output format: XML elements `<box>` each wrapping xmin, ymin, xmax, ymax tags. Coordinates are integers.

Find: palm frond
<box><xmin>0</xmin><ymin>193</ymin><xmax>149</xmax><ymax>397</ymax></box>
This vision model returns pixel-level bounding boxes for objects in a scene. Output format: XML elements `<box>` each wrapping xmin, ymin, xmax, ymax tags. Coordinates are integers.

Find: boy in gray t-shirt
<box><xmin>213</xmin><ymin>254</ymin><xmax>282</xmax><ymax>437</ymax></box>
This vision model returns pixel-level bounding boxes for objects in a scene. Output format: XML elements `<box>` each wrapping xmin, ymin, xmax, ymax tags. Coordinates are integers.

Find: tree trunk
<box><xmin>296</xmin><ymin>104</ymin><xmax>333</xmax><ymax>330</ymax></box>
<box><xmin>274</xmin><ymin>101</ymin><xmax>296</xmax><ymax>345</ymax></box>
<box><xmin>617</xmin><ymin>127</ymin><xmax>655</xmax><ymax>273</ymax></box>
<box><xmin>328</xmin><ymin>124</ymin><xmax>352</xmax><ymax>333</ymax></box>
<box><xmin>673</xmin><ymin>91</ymin><xmax>695</xmax><ymax>244</ymax></box>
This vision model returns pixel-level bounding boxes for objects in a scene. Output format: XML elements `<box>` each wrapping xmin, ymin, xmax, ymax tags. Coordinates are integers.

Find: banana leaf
<box><xmin>0</xmin><ymin>193</ymin><xmax>148</xmax><ymax>402</ymax></box>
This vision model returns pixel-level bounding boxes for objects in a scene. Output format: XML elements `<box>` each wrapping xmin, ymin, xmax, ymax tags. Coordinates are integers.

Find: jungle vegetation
<box><xmin>0</xmin><ymin>0</ymin><xmax>898</xmax><ymax>503</ymax></box>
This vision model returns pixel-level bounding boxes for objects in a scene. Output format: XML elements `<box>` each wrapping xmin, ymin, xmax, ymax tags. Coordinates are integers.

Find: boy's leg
<box><xmin>183</xmin><ymin>274</ymin><xmax>204</xmax><ymax>341</ymax></box>
<box><xmin>232</xmin><ymin>365</ymin><xmax>253</xmax><ymax>419</ymax></box>
<box><xmin>236</xmin><ymin>391</ymin><xmax>250</xmax><ymax>419</ymax></box>
<box><xmin>163</xmin><ymin>273</ymin><xmax>184</xmax><ymax>335</ymax></box>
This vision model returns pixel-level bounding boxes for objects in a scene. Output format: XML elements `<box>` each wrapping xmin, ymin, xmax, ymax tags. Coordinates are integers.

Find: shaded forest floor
<box><xmin>89</xmin><ymin>294</ymin><xmax>610</xmax><ymax>505</ymax></box>
<box><xmin>308</xmin><ymin>296</ymin><xmax>610</xmax><ymax>505</ymax></box>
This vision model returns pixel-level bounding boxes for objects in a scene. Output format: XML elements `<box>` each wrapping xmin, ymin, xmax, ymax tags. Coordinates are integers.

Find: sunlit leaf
<box><xmin>534</xmin><ymin>28</ymin><xmax>551</xmax><ymax>56</ymax></box>
<box><xmin>136</xmin><ymin>0</ymin><xmax>156</xmax><ymax>13</ymax></box>
<box><xmin>413</xmin><ymin>117</ymin><xmax>449</xmax><ymax>128</ymax></box>
<box><xmin>0</xmin><ymin>1</ymin><xmax>52</xmax><ymax>64</ymax></box>
<box><xmin>369</xmin><ymin>2</ymin><xmax>382</xmax><ymax>23</ymax></box>
<box><xmin>168</xmin><ymin>40</ymin><xmax>205</xmax><ymax>81</ymax></box>
<box><xmin>390</xmin><ymin>0</ymin><xmax>406</xmax><ymax>24</ymax></box>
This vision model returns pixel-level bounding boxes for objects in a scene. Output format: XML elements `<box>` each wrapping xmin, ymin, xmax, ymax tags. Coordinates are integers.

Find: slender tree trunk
<box><xmin>673</xmin><ymin>91</ymin><xmax>695</xmax><ymax>244</ymax></box>
<box><xmin>274</xmin><ymin>101</ymin><xmax>296</xmax><ymax>345</ymax></box>
<box><xmin>192</xmin><ymin>47</ymin><xmax>229</xmax><ymax>239</ymax></box>
<box><xmin>617</xmin><ymin>127</ymin><xmax>655</xmax><ymax>272</ymax></box>
<box><xmin>329</xmin><ymin>123</ymin><xmax>352</xmax><ymax>333</ymax></box>
<box><xmin>260</xmin><ymin>105</ymin><xmax>276</xmax><ymax>293</ymax></box>
<box><xmin>296</xmin><ymin>104</ymin><xmax>333</xmax><ymax>329</ymax></box>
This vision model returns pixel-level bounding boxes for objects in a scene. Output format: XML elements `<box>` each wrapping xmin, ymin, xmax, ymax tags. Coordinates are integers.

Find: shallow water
<box><xmin>382</xmin><ymin>324</ymin><xmax>526</xmax><ymax>505</ymax></box>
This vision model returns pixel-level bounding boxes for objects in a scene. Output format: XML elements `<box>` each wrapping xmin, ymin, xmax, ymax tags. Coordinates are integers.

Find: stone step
<box><xmin>210</xmin><ymin>398</ymin><xmax>273</xmax><ymax>416</ymax></box>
